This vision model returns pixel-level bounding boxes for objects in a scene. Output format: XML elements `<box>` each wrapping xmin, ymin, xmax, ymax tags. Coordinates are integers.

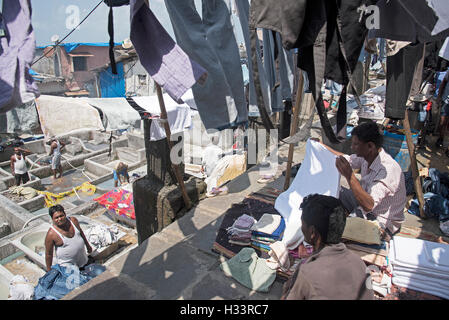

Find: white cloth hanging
<box><xmin>274</xmin><ymin>139</ymin><xmax>341</xmax><ymax>249</ymax></box>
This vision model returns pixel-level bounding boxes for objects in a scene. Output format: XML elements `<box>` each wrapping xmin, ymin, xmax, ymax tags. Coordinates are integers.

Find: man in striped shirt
<box><xmin>317</xmin><ymin>121</ymin><xmax>407</xmax><ymax>241</ymax></box>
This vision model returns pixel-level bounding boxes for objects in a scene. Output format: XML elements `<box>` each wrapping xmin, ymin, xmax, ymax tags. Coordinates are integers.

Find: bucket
<box><xmin>383</xmin><ymin>126</ymin><xmax>418</xmax><ymax>172</ymax></box>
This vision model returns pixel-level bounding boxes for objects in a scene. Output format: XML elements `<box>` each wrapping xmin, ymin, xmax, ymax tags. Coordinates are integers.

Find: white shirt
<box><xmin>344</xmin><ymin>149</ymin><xmax>407</xmax><ymax>233</ymax></box>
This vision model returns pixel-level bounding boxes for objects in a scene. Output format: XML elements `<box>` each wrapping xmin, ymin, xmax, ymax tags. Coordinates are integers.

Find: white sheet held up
<box><xmin>274</xmin><ymin>139</ymin><xmax>341</xmax><ymax>249</ymax></box>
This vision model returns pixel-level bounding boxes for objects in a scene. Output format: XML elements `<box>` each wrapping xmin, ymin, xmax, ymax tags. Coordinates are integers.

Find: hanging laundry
<box><xmin>262</xmin><ymin>30</ymin><xmax>295</xmax><ymax>113</ymax></box>
<box><xmin>164</xmin><ymin>0</ymin><xmax>247</xmax><ymax>130</ymax></box>
<box><xmin>0</xmin><ymin>0</ymin><xmax>40</xmax><ymax>113</ymax></box>
<box><xmin>252</xmin><ymin>0</ymin><xmax>376</xmax><ymax>143</ymax></box>
<box><xmin>130</xmin><ymin>0</ymin><xmax>207</xmax><ymax>104</ymax></box>
<box><xmin>440</xmin><ymin>38</ymin><xmax>449</xmax><ymax>61</ymax></box>
<box><xmin>250</xmin><ymin>0</ymin><xmax>307</xmax><ymax>50</ymax></box>
<box><xmin>234</xmin><ymin>0</ymin><xmax>271</xmax><ymax>118</ymax></box>
<box><xmin>372</xmin><ymin>0</ymin><xmax>449</xmax><ymax>43</ymax></box>
<box><xmin>385</xmin><ymin>43</ymin><xmax>424</xmax><ymax>120</ymax></box>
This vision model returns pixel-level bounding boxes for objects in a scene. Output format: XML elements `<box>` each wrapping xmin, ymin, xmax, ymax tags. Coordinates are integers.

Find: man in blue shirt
<box><xmin>113</xmin><ymin>162</ymin><xmax>129</xmax><ymax>188</ymax></box>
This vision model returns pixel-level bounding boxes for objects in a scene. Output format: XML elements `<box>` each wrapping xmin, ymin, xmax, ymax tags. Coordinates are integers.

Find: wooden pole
<box><xmin>284</xmin><ymin>70</ymin><xmax>304</xmax><ymax>191</ymax></box>
<box><xmin>155</xmin><ymin>84</ymin><xmax>192</xmax><ymax>209</ymax></box>
<box><xmin>403</xmin><ymin>111</ymin><xmax>425</xmax><ymax>218</ymax></box>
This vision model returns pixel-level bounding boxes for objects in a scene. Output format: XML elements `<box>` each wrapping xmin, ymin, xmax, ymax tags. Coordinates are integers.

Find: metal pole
<box><xmin>284</xmin><ymin>70</ymin><xmax>304</xmax><ymax>191</ymax></box>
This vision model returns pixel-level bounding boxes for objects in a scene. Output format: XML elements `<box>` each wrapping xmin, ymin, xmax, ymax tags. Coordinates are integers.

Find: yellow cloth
<box><xmin>37</xmin><ymin>182</ymin><xmax>96</xmax><ymax>207</ymax></box>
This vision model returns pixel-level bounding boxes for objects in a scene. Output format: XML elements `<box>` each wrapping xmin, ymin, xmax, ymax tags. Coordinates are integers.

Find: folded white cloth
<box><xmin>250</xmin><ymin>214</ymin><xmax>282</xmax><ymax>235</ymax></box>
<box><xmin>389</xmin><ymin>236</ymin><xmax>449</xmax><ymax>299</ymax></box>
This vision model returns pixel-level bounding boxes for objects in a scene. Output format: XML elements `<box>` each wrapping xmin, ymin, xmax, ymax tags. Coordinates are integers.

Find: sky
<box><xmin>31</xmin><ymin>0</ymin><xmax>244</xmax><ymax>47</ymax></box>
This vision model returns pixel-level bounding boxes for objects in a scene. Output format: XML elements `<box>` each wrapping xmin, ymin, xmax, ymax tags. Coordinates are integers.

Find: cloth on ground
<box><xmin>0</xmin><ymin>0</ymin><xmax>40</xmax><ymax>113</ymax></box>
<box><xmin>94</xmin><ymin>189</ymin><xmax>135</xmax><ymax>220</ymax></box>
<box><xmin>164</xmin><ymin>0</ymin><xmax>247</xmax><ymax>130</ymax></box>
<box><xmin>342</xmin><ymin>217</ymin><xmax>381</xmax><ymax>245</ymax></box>
<box><xmin>214</xmin><ymin>197</ymin><xmax>282</xmax><ymax>259</ymax></box>
<box><xmin>84</xmin><ymin>224</ymin><xmax>120</xmax><ymax>251</ymax></box>
<box><xmin>33</xmin><ymin>264</ymin><xmax>104</xmax><ymax>300</ymax></box>
<box><xmin>274</xmin><ymin>139</ymin><xmax>341</xmax><ymax>249</ymax></box>
<box><xmin>220</xmin><ymin>247</ymin><xmax>276</xmax><ymax>292</ymax></box>
<box><xmin>408</xmin><ymin>192</ymin><xmax>449</xmax><ymax>221</ymax></box>
<box><xmin>130</xmin><ymin>0</ymin><xmax>207</xmax><ymax>103</ymax></box>
<box><xmin>204</xmin><ymin>153</ymin><xmax>246</xmax><ymax>193</ymax></box>
<box><xmin>8</xmin><ymin>275</ymin><xmax>34</xmax><ymax>300</ymax></box>
<box><xmin>132</xmin><ymin>94</ymin><xmax>193</xmax><ymax>141</ymax></box>
<box><xmin>9</xmin><ymin>186</ymin><xmax>37</xmax><ymax>200</ymax></box>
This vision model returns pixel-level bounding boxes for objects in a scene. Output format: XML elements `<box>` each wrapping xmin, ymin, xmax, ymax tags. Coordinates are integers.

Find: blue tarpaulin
<box><xmin>99</xmin><ymin>62</ymin><xmax>126</xmax><ymax>98</ymax></box>
<box><xmin>37</xmin><ymin>42</ymin><xmax>121</xmax><ymax>53</ymax></box>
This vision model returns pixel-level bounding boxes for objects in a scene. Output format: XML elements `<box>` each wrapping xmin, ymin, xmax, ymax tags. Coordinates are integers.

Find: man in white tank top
<box><xmin>10</xmin><ymin>146</ymin><xmax>32</xmax><ymax>186</ymax></box>
<box><xmin>44</xmin><ymin>204</ymin><xmax>92</xmax><ymax>272</ymax></box>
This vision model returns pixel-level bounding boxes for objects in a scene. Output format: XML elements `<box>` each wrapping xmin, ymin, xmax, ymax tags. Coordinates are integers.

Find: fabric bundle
<box><xmin>226</xmin><ymin>214</ymin><xmax>257</xmax><ymax>246</ymax></box>
<box><xmin>250</xmin><ymin>214</ymin><xmax>285</xmax><ymax>252</ymax></box>
<box><xmin>220</xmin><ymin>247</ymin><xmax>276</xmax><ymax>292</ymax></box>
<box><xmin>84</xmin><ymin>224</ymin><xmax>120</xmax><ymax>251</ymax></box>
<box><xmin>389</xmin><ymin>236</ymin><xmax>449</xmax><ymax>300</ymax></box>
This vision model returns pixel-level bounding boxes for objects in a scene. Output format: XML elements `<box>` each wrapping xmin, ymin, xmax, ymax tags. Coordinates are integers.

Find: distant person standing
<box><xmin>48</xmin><ymin>138</ymin><xmax>65</xmax><ymax>179</ymax></box>
<box><xmin>10</xmin><ymin>147</ymin><xmax>32</xmax><ymax>186</ymax></box>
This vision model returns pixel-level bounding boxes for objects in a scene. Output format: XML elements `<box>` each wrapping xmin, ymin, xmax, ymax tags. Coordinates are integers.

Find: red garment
<box><xmin>94</xmin><ymin>189</ymin><xmax>135</xmax><ymax>220</ymax></box>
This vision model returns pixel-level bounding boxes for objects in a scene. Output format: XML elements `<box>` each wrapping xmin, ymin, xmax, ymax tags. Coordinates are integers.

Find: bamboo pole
<box><xmin>155</xmin><ymin>84</ymin><xmax>192</xmax><ymax>209</ymax></box>
<box><xmin>403</xmin><ymin>111</ymin><xmax>425</xmax><ymax>218</ymax></box>
<box><xmin>283</xmin><ymin>70</ymin><xmax>304</xmax><ymax>191</ymax></box>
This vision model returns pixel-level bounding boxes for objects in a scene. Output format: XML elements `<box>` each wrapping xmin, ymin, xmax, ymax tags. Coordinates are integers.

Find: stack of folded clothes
<box><xmin>389</xmin><ymin>236</ymin><xmax>449</xmax><ymax>299</ymax></box>
<box><xmin>226</xmin><ymin>214</ymin><xmax>257</xmax><ymax>246</ymax></box>
<box><xmin>250</xmin><ymin>214</ymin><xmax>285</xmax><ymax>253</ymax></box>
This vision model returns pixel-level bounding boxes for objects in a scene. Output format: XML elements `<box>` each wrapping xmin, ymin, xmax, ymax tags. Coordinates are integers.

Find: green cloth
<box><xmin>220</xmin><ymin>247</ymin><xmax>276</xmax><ymax>292</ymax></box>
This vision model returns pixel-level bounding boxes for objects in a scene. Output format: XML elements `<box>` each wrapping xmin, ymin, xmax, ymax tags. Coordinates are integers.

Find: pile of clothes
<box><xmin>408</xmin><ymin>168</ymin><xmax>449</xmax><ymax>236</ymax></box>
<box><xmin>389</xmin><ymin>236</ymin><xmax>449</xmax><ymax>300</ymax></box>
<box><xmin>84</xmin><ymin>224</ymin><xmax>120</xmax><ymax>251</ymax></box>
<box><xmin>250</xmin><ymin>213</ymin><xmax>285</xmax><ymax>253</ymax></box>
<box><xmin>347</xmin><ymin>85</ymin><xmax>386</xmax><ymax>121</ymax></box>
<box><xmin>226</xmin><ymin>214</ymin><xmax>257</xmax><ymax>246</ymax></box>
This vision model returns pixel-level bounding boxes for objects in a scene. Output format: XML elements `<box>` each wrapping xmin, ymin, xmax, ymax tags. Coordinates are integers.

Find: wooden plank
<box><xmin>284</xmin><ymin>70</ymin><xmax>304</xmax><ymax>191</ymax></box>
<box><xmin>402</xmin><ymin>111</ymin><xmax>425</xmax><ymax>218</ymax></box>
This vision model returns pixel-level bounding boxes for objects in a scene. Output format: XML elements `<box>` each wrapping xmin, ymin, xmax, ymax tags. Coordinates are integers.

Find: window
<box><xmin>73</xmin><ymin>56</ymin><xmax>88</xmax><ymax>71</ymax></box>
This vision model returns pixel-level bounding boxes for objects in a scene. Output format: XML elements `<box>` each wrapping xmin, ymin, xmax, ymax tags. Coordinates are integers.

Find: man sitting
<box><xmin>318</xmin><ymin>121</ymin><xmax>407</xmax><ymax>241</ymax></box>
<box><xmin>282</xmin><ymin>194</ymin><xmax>374</xmax><ymax>300</ymax></box>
